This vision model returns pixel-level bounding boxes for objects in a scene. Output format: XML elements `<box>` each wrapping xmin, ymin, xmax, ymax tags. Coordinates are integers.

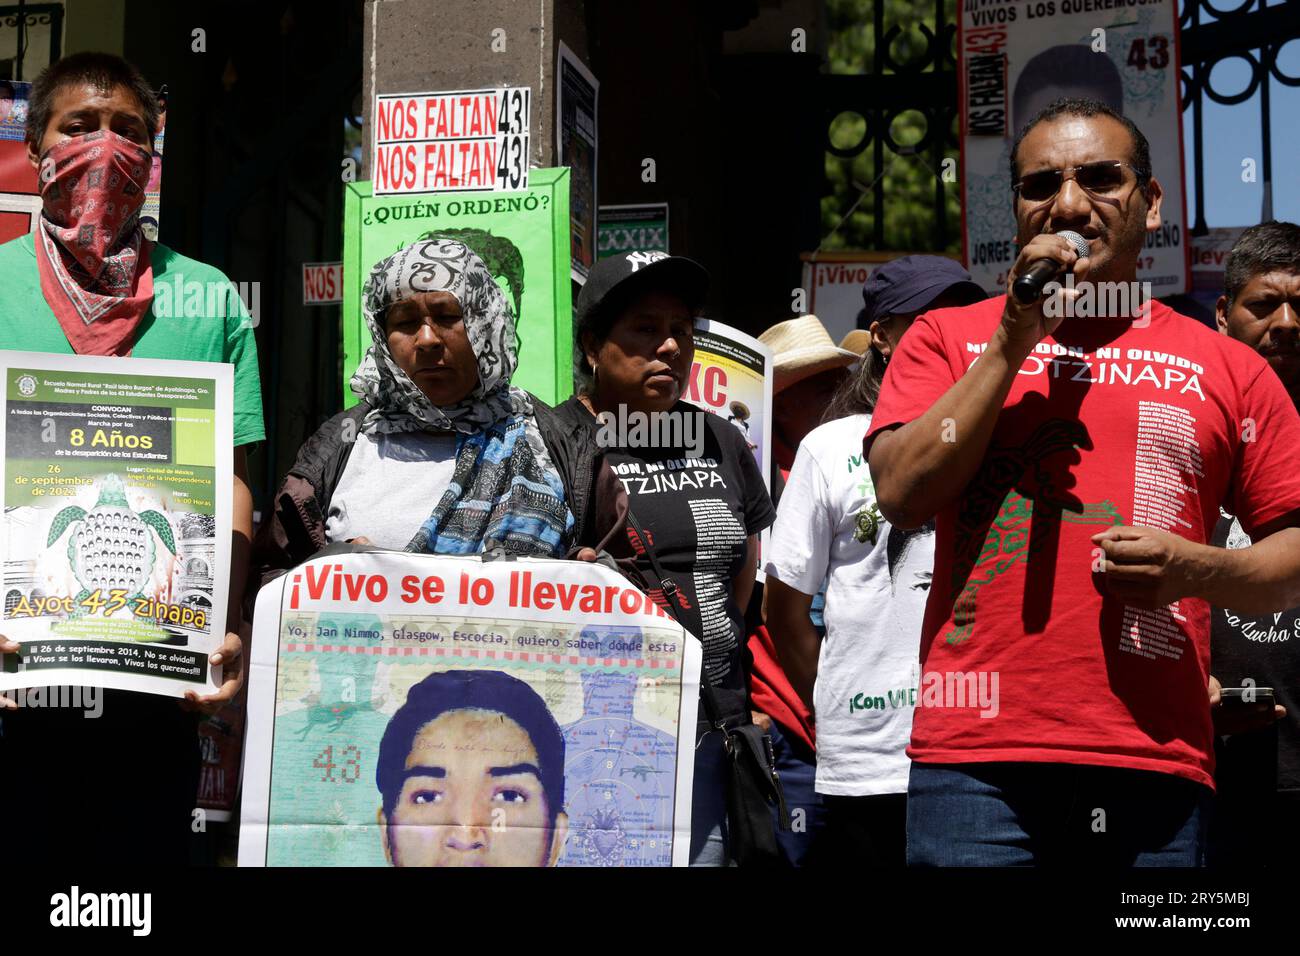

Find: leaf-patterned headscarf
<box><xmin>349</xmin><ymin>237</ymin><xmax>574</xmax><ymax>557</ymax></box>
<box><xmin>350</xmin><ymin>236</ymin><xmax>528</xmax><ymax>434</ymax></box>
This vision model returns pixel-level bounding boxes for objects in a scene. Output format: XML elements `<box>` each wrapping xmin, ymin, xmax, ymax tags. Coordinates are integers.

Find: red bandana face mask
<box><xmin>34</xmin><ymin>129</ymin><xmax>154</xmax><ymax>356</ymax></box>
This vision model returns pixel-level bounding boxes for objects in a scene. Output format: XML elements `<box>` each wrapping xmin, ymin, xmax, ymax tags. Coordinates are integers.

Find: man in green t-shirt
<box><xmin>0</xmin><ymin>52</ymin><xmax>264</xmax><ymax>863</ymax></box>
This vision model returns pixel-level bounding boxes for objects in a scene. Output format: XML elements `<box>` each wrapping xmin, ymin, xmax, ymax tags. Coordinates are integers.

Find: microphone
<box><xmin>1011</xmin><ymin>230</ymin><xmax>1091</xmax><ymax>304</ymax></box>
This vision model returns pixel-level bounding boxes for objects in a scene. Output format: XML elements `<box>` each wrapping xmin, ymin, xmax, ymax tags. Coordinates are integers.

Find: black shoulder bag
<box><xmin>626</xmin><ymin>510</ymin><xmax>790</xmax><ymax>867</ymax></box>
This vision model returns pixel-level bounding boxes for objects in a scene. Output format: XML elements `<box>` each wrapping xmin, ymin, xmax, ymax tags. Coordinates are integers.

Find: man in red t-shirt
<box><xmin>865</xmin><ymin>98</ymin><xmax>1300</xmax><ymax>866</ymax></box>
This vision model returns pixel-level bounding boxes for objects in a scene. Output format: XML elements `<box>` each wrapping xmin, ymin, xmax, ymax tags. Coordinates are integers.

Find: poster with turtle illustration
<box><xmin>0</xmin><ymin>351</ymin><xmax>233</xmax><ymax>699</ymax></box>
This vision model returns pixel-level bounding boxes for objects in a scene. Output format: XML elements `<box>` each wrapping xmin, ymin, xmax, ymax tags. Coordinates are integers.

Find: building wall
<box><xmin>64</xmin><ymin>0</ymin><xmax>124</xmax><ymax>56</ymax></box>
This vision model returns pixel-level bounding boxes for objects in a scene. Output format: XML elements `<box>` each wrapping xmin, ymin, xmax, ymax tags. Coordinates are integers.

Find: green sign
<box><xmin>598</xmin><ymin>203</ymin><xmax>669</xmax><ymax>258</ymax></box>
<box><xmin>342</xmin><ymin>168</ymin><xmax>574</xmax><ymax>408</ymax></box>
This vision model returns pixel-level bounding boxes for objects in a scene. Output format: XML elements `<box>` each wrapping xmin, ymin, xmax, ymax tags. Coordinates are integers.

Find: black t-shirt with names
<box><xmin>576</xmin><ymin>399</ymin><xmax>776</xmax><ymax>698</ymax></box>
<box><xmin>1211</xmin><ymin>512</ymin><xmax>1300</xmax><ymax>793</ymax></box>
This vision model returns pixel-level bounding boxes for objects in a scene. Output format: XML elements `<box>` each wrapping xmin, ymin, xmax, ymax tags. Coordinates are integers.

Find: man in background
<box><xmin>0</xmin><ymin>52</ymin><xmax>263</xmax><ymax>864</ymax></box>
<box><xmin>867</xmin><ymin>99</ymin><xmax>1300</xmax><ymax>865</ymax></box>
<box><xmin>1209</xmin><ymin>220</ymin><xmax>1300</xmax><ymax>866</ymax></box>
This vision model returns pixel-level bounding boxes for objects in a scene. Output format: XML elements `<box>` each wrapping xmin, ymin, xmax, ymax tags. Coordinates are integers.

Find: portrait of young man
<box><xmin>375</xmin><ymin>669</ymin><xmax>569</xmax><ymax>867</ymax></box>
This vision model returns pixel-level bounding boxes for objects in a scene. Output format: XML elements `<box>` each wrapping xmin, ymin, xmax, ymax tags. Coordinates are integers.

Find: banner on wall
<box><xmin>372</xmin><ymin>88</ymin><xmax>531</xmax><ymax>196</ymax></box>
<box><xmin>557</xmin><ymin>44</ymin><xmax>598</xmax><ymax>284</ymax></box>
<box><xmin>0</xmin><ymin>81</ymin><xmax>39</xmax><ymax>243</ymax></box>
<box><xmin>599</xmin><ymin>203</ymin><xmax>668</xmax><ymax>260</ymax></box>
<box><xmin>800</xmin><ymin>252</ymin><xmax>971</xmax><ymax>345</ymax></box>
<box><xmin>958</xmin><ymin>0</ymin><xmax>1188</xmax><ymax>296</ymax></box>
<box><xmin>342</xmin><ymin>169</ymin><xmax>573</xmax><ymax>407</ymax></box>
<box><xmin>302</xmin><ymin>261</ymin><xmax>344</xmax><ymax>306</ymax></box>
<box><xmin>238</xmin><ymin>551</ymin><xmax>702</xmax><ymax>867</ymax></box>
<box><xmin>139</xmin><ymin>86</ymin><xmax>168</xmax><ymax>242</ymax></box>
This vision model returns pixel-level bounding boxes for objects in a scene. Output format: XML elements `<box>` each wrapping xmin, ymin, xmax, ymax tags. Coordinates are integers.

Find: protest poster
<box><xmin>801</xmin><ymin>252</ymin><xmax>975</xmax><ymax>344</ymax></box>
<box><xmin>139</xmin><ymin>86</ymin><xmax>168</xmax><ymax>242</ymax></box>
<box><xmin>342</xmin><ymin>169</ymin><xmax>573</xmax><ymax>406</ymax></box>
<box><xmin>239</xmin><ymin>551</ymin><xmax>702</xmax><ymax>867</ymax></box>
<box><xmin>686</xmin><ymin>319</ymin><xmax>774</xmax><ymax>577</ymax></box>
<box><xmin>0</xmin><ymin>352</ymin><xmax>233</xmax><ymax>699</ymax></box>
<box><xmin>557</xmin><ymin>43</ymin><xmax>598</xmax><ymax>283</ymax></box>
<box><xmin>0</xmin><ymin>80</ymin><xmax>39</xmax><ymax>244</ymax></box>
<box><xmin>598</xmin><ymin>203</ymin><xmax>669</xmax><ymax>260</ymax></box>
<box><xmin>958</xmin><ymin>0</ymin><xmax>1188</xmax><ymax>296</ymax></box>
<box><xmin>302</xmin><ymin>261</ymin><xmax>343</xmax><ymax>305</ymax></box>
<box><xmin>197</xmin><ymin>690</ymin><xmax>246</xmax><ymax>822</ymax></box>
<box><xmin>372</xmin><ymin>87</ymin><xmax>531</xmax><ymax>196</ymax></box>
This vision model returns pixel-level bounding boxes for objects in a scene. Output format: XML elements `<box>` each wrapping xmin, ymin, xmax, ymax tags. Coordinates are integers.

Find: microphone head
<box><xmin>1058</xmin><ymin>230</ymin><xmax>1091</xmax><ymax>260</ymax></box>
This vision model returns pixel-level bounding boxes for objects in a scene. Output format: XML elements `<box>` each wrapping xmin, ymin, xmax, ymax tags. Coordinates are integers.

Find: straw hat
<box><xmin>729</xmin><ymin>400</ymin><xmax>751</xmax><ymax>420</ymax></box>
<box><xmin>759</xmin><ymin>315</ymin><xmax>860</xmax><ymax>393</ymax></box>
<box><xmin>840</xmin><ymin>329</ymin><xmax>873</xmax><ymax>356</ymax></box>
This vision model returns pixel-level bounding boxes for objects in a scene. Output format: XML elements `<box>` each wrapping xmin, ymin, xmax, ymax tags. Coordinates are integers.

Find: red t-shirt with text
<box><xmin>864</xmin><ymin>295</ymin><xmax>1300</xmax><ymax>788</ymax></box>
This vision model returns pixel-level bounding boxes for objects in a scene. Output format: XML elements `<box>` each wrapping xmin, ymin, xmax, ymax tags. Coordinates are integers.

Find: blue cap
<box><xmin>860</xmin><ymin>255</ymin><xmax>985</xmax><ymax>328</ymax></box>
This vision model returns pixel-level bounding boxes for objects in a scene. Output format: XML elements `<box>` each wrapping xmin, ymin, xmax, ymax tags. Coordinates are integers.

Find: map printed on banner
<box><xmin>958</xmin><ymin>0</ymin><xmax>1188</xmax><ymax>296</ymax></box>
<box><xmin>239</xmin><ymin>552</ymin><xmax>702</xmax><ymax>867</ymax></box>
<box><xmin>373</xmin><ymin>88</ymin><xmax>531</xmax><ymax>196</ymax></box>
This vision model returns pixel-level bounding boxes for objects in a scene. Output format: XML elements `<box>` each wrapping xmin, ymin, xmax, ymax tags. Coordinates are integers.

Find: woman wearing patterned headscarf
<box><xmin>253</xmin><ymin>237</ymin><xmax>633</xmax><ymax>578</ymax></box>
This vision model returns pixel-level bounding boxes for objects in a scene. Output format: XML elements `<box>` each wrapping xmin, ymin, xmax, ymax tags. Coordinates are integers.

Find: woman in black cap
<box><xmin>558</xmin><ymin>250</ymin><xmax>777</xmax><ymax>866</ymax></box>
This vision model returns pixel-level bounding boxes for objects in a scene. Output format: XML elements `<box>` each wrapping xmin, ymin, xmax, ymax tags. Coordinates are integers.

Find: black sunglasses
<box><xmin>1012</xmin><ymin>161</ymin><xmax>1140</xmax><ymax>203</ymax></box>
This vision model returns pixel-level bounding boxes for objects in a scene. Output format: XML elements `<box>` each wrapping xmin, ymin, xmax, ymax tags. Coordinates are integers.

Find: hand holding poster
<box><xmin>0</xmin><ymin>352</ymin><xmax>233</xmax><ymax>698</ymax></box>
<box><xmin>239</xmin><ymin>551</ymin><xmax>702</xmax><ymax>867</ymax></box>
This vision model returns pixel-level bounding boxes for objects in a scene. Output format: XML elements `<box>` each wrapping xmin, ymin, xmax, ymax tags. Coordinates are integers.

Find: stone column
<box><xmin>360</xmin><ymin>0</ymin><xmax>589</xmax><ymax>178</ymax></box>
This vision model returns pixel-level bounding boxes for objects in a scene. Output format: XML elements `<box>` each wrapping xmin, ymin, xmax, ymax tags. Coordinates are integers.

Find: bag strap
<box><xmin>625</xmin><ymin>507</ymin><xmax>729</xmax><ymax>733</ymax></box>
<box><xmin>627</xmin><ymin>508</ymin><xmax>792</xmax><ymax>841</ymax></box>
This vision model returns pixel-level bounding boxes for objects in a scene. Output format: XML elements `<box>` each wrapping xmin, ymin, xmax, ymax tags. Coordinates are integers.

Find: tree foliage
<box><xmin>821</xmin><ymin>0</ymin><xmax>962</xmax><ymax>254</ymax></box>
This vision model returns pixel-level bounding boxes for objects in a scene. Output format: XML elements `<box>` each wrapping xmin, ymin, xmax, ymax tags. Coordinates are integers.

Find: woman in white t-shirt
<box><xmin>763</xmin><ymin>262</ymin><xmax>981</xmax><ymax>865</ymax></box>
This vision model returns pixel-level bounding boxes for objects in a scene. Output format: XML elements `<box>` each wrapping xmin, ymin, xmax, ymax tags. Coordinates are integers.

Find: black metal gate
<box><xmin>818</xmin><ymin>0</ymin><xmax>1300</xmax><ymax>254</ymax></box>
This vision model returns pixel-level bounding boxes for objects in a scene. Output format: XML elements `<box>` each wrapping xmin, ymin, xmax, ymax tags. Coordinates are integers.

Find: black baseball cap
<box><xmin>576</xmin><ymin>251</ymin><xmax>711</xmax><ymax>332</ymax></box>
<box><xmin>860</xmin><ymin>255</ymin><xmax>985</xmax><ymax>328</ymax></box>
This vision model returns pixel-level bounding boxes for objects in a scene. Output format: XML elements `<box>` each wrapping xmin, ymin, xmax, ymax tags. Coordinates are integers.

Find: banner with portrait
<box><xmin>342</xmin><ymin>169</ymin><xmax>573</xmax><ymax>407</ymax></box>
<box><xmin>239</xmin><ymin>551</ymin><xmax>702</xmax><ymax>867</ymax></box>
<box><xmin>958</xmin><ymin>0</ymin><xmax>1188</xmax><ymax>296</ymax></box>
